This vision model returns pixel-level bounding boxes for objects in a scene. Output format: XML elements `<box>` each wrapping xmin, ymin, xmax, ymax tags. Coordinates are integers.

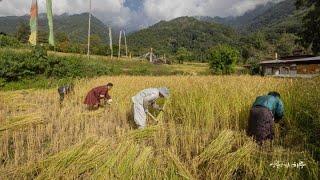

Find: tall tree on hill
<box><xmin>296</xmin><ymin>0</ymin><xmax>320</xmax><ymax>55</ymax></box>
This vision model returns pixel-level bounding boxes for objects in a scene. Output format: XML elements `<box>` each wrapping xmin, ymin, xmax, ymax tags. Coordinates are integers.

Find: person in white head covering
<box><xmin>132</xmin><ymin>87</ymin><xmax>170</xmax><ymax>129</ymax></box>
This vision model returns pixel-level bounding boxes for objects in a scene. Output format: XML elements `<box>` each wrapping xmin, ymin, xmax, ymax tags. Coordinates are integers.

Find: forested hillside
<box><xmin>0</xmin><ymin>0</ymin><xmax>309</xmax><ymax>62</ymax></box>
<box><xmin>210</xmin><ymin>0</ymin><xmax>301</xmax><ymax>33</ymax></box>
<box><xmin>127</xmin><ymin>17</ymin><xmax>237</xmax><ymax>60</ymax></box>
<box><xmin>0</xmin><ymin>13</ymin><xmax>109</xmax><ymax>43</ymax></box>
<box><xmin>127</xmin><ymin>0</ymin><xmax>307</xmax><ymax>62</ymax></box>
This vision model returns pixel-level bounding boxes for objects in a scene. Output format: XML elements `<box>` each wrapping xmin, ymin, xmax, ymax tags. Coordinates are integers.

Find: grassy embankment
<box><xmin>0</xmin><ymin>48</ymin><xmax>209</xmax><ymax>91</ymax></box>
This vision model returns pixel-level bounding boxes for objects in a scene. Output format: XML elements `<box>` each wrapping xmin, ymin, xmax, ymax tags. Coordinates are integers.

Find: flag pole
<box><xmin>46</xmin><ymin>0</ymin><xmax>55</xmax><ymax>48</ymax></box>
<box><xmin>123</xmin><ymin>30</ymin><xmax>128</xmax><ymax>57</ymax></box>
<box><xmin>87</xmin><ymin>0</ymin><xmax>92</xmax><ymax>60</ymax></box>
<box><xmin>28</xmin><ymin>0</ymin><xmax>38</xmax><ymax>46</ymax></box>
<box><xmin>118</xmin><ymin>30</ymin><xmax>122</xmax><ymax>59</ymax></box>
<box><xmin>109</xmin><ymin>27</ymin><xmax>113</xmax><ymax>59</ymax></box>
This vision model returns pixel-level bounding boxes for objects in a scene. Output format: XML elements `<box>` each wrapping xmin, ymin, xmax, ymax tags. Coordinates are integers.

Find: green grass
<box><xmin>0</xmin><ymin>48</ymin><xmax>210</xmax><ymax>91</ymax></box>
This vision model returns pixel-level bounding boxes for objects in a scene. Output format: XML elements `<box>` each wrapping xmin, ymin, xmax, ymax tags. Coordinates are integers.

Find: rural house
<box><xmin>260</xmin><ymin>55</ymin><xmax>320</xmax><ymax>77</ymax></box>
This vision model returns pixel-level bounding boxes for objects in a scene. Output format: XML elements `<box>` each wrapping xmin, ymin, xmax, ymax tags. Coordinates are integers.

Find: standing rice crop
<box><xmin>0</xmin><ymin>76</ymin><xmax>319</xmax><ymax>179</ymax></box>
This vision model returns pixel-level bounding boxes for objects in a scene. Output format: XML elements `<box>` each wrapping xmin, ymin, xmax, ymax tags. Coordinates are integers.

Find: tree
<box><xmin>15</xmin><ymin>23</ymin><xmax>30</xmax><ymax>43</ymax></box>
<box><xmin>247</xmin><ymin>32</ymin><xmax>267</xmax><ymax>50</ymax></box>
<box><xmin>208</xmin><ymin>44</ymin><xmax>240</xmax><ymax>75</ymax></box>
<box><xmin>56</xmin><ymin>32</ymin><xmax>69</xmax><ymax>43</ymax></box>
<box><xmin>90</xmin><ymin>34</ymin><xmax>102</xmax><ymax>47</ymax></box>
<box><xmin>38</xmin><ymin>30</ymin><xmax>48</xmax><ymax>44</ymax></box>
<box><xmin>176</xmin><ymin>47</ymin><xmax>191</xmax><ymax>64</ymax></box>
<box><xmin>247</xmin><ymin>57</ymin><xmax>261</xmax><ymax>75</ymax></box>
<box><xmin>56</xmin><ymin>32</ymin><xmax>70</xmax><ymax>53</ymax></box>
<box><xmin>296</xmin><ymin>0</ymin><xmax>320</xmax><ymax>55</ymax></box>
<box><xmin>90</xmin><ymin>34</ymin><xmax>105</xmax><ymax>55</ymax></box>
<box><xmin>276</xmin><ymin>33</ymin><xmax>298</xmax><ymax>57</ymax></box>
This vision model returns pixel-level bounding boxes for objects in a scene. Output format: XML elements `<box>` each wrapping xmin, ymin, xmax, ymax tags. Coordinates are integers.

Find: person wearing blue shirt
<box><xmin>58</xmin><ymin>84</ymin><xmax>74</xmax><ymax>103</ymax></box>
<box><xmin>247</xmin><ymin>91</ymin><xmax>284</xmax><ymax>145</ymax></box>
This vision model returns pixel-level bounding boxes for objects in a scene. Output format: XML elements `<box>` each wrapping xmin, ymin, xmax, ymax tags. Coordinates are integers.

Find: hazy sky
<box><xmin>0</xmin><ymin>0</ymin><xmax>277</xmax><ymax>30</ymax></box>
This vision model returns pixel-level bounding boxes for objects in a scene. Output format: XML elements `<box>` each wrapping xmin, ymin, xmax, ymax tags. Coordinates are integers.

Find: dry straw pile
<box><xmin>0</xmin><ymin>76</ymin><xmax>319</xmax><ymax>179</ymax></box>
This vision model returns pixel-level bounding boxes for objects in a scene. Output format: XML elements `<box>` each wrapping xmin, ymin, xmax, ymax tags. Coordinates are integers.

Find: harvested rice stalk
<box><xmin>92</xmin><ymin>140</ymin><xmax>137</xmax><ymax>178</ymax></box>
<box><xmin>195</xmin><ymin>130</ymin><xmax>235</xmax><ymax>166</ymax></box>
<box><xmin>132</xmin><ymin>146</ymin><xmax>153</xmax><ymax>173</ymax></box>
<box><xmin>217</xmin><ymin>141</ymin><xmax>256</xmax><ymax>179</ymax></box>
<box><xmin>32</xmin><ymin>138</ymin><xmax>112</xmax><ymax>179</ymax></box>
<box><xmin>156</xmin><ymin>98</ymin><xmax>170</xmax><ymax>122</ymax></box>
<box><xmin>0</xmin><ymin>114</ymin><xmax>43</xmax><ymax>132</ymax></box>
<box><xmin>124</xmin><ymin>125</ymin><xmax>162</xmax><ymax>141</ymax></box>
<box><xmin>166</xmin><ymin>150</ymin><xmax>196</xmax><ymax>180</ymax></box>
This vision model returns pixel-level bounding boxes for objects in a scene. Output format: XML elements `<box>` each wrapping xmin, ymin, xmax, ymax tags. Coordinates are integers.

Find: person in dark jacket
<box><xmin>84</xmin><ymin>83</ymin><xmax>113</xmax><ymax>110</ymax></box>
<box><xmin>58</xmin><ymin>84</ymin><xmax>74</xmax><ymax>103</ymax></box>
<box><xmin>247</xmin><ymin>91</ymin><xmax>284</xmax><ymax>145</ymax></box>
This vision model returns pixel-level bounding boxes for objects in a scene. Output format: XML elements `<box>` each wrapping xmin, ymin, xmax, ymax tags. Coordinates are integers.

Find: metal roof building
<box><xmin>259</xmin><ymin>56</ymin><xmax>320</xmax><ymax>78</ymax></box>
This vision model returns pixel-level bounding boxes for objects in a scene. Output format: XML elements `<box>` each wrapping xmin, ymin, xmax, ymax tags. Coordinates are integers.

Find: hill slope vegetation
<box><xmin>127</xmin><ymin>17</ymin><xmax>237</xmax><ymax>60</ymax></box>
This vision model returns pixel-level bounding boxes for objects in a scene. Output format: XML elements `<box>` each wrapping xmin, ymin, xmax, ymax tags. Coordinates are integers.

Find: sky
<box><xmin>0</xmin><ymin>0</ymin><xmax>277</xmax><ymax>30</ymax></box>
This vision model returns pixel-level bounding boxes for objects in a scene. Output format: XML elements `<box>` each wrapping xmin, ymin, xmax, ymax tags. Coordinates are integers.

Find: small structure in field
<box><xmin>260</xmin><ymin>55</ymin><xmax>320</xmax><ymax>78</ymax></box>
<box><xmin>140</xmin><ymin>48</ymin><xmax>171</xmax><ymax>65</ymax></box>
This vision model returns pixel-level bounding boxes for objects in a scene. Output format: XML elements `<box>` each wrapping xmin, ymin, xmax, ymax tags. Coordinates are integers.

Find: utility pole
<box><xmin>109</xmin><ymin>27</ymin><xmax>113</xmax><ymax>59</ymax></box>
<box><xmin>87</xmin><ymin>0</ymin><xmax>92</xmax><ymax>60</ymax></box>
<box><xmin>118</xmin><ymin>30</ymin><xmax>122</xmax><ymax>59</ymax></box>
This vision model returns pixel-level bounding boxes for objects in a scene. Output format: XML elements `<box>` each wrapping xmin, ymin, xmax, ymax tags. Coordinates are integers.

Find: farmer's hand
<box><xmin>99</xmin><ymin>100</ymin><xmax>105</xmax><ymax>107</ymax></box>
<box><xmin>106</xmin><ymin>99</ymin><xmax>113</xmax><ymax>105</ymax></box>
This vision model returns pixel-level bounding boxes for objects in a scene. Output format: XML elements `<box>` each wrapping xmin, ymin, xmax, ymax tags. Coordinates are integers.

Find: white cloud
<box><xmin>229</xmin><ymin>0</ymin><xmax>271</xmax><ymax>15</ymax></box>
<box><xmin>142</xmin><ymin>0</ymin><xmax>273</xmax><ymax>21</ymax></box>
<box><xmin>0</xmin><ymin>0</ymin><xmax>277</xmax><ymax>30</ymax></box>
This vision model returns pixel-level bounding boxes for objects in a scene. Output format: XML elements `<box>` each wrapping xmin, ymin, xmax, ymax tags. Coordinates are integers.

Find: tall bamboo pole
<box><xmin>123</xmin><ymin>30</ymin><xmax>128</xmax><ymax>57</ymax></box>
<box><xmin>118</xmin><ymin>30</ymin><xmax>122</xmax><ymax>59</ymax></box>
<box><xmin>150</xmin><ymin>48</ymin><xmax>153</xmax><ymax>63</ymax></box>
<box><xmin>109</xmin><ymin>27</ymin><xmax>113</xmax><ymax>59</ymax></box>
<box><xmin>87</xmin><ymin>0</ymin><xmax>92</xmax><ymax>60</ymax></box>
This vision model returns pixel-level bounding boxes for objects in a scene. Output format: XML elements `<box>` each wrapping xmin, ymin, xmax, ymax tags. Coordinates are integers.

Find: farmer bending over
<box><xmin>247</xmin><ymin>91</ymin><xmax>284</xmax><ymax>145</ymax></box>
<box><xmin>132</xmin><ymin>87</ymin><xmax>169</xmax><ymax>129</ymax></box>
<box><xmin>84</xmin><ymin>83</ymin><xmax>113</xmax><ymax>110</ymax></box>
<box><xmin>58</xmin><ymin>84</ymin><xmax>74</xmax><ymax>103</ymax></box>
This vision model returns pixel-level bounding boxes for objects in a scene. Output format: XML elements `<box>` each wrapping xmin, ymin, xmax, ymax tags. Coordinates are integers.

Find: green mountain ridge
<box><xmin>213</xmin><ymin>0</ymin><xmax>302</xmax><ymax>33</ymax></box>
<box><xmin>127</xmin><ymin>16</ymin><xmax>238</xmax><ymax>59</ymax></box>
<box><xmin>0</xmin><ymin>13</ymin><xmax>113</xmax><ymax>43</ymax></box>
<box><xmin>0</xmin><ymin>0</ymin><xmax>306</xmax><ymax>61</ymax></box>
<box><xmin>127</xmin><ymin>0</ymin><xmax>305</xmax><ymax>60</ymax></box>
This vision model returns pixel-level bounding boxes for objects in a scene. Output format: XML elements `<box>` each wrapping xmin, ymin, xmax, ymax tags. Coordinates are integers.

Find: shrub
<box><xmin>0</xmin><ymin>47</ymin><xmax>49</xmax><ymax>81</ymax></box>
<box><xmin>208</xmin><ymin>44</ymin><xmax>240</xmax><ymax>74</ymax></box>
<box><xmin>0</xmin><ymin>47</ymin><xmax>112</xmax><ymax>81</ymax></box>
<box><xmin>247</xmin><ymin>57</ymin><xmax>261</xmax><ymax>75</ymax></box>
<box><xmin>176</xmin><ymin>47</ymin><xmax>191</xmax><ymax>64</ymax></box>
<box><xmin>0</xmin><ymin>35</ymin><xmax>21</xmax><ymax>48</ymax></box>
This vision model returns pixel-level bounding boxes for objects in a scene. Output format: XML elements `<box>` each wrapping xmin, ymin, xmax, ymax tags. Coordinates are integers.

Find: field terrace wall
<box><xmin>260</xmin><ymin>56</ymin><xmax>320</xmax><ymax>78</ymax></box>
